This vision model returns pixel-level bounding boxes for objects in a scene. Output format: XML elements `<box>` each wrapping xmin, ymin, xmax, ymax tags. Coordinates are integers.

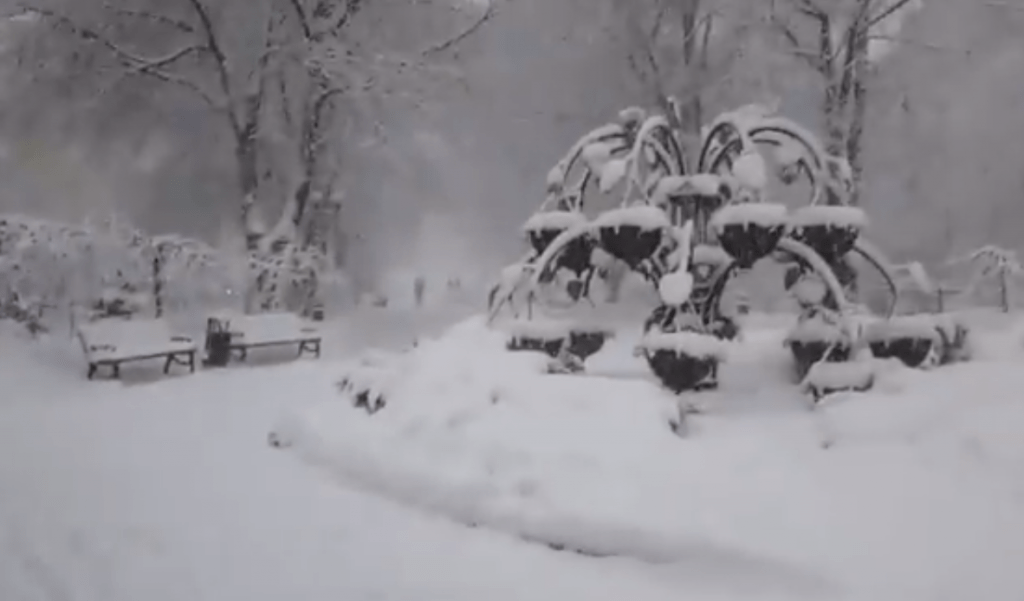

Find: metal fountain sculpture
<box><xmin>488</xmin><ymin>101</ymin><xmax>964</xmax><ymax>396</ymax></box>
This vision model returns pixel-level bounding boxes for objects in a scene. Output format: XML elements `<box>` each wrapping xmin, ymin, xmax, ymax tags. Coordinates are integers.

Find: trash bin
<box><xmin>204</xmin><ymin>317</ymin><xmax>232</xmax><ymax>367</ymax></box>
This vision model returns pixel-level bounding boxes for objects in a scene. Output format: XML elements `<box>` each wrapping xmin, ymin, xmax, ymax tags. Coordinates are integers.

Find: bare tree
<box><xmin>3</xmin><ymin>0</ymin><xmax>496</xmax><ymax>254</ymax></box>
<box><xmin>600</xmin><ymin>0</ymin><xmax>763</xmax><ymax>154</ymax></box>
<box><xmin>769</xmin><ymin>0</ymin><xmax>921</xmax><ymax>204</ymax></box>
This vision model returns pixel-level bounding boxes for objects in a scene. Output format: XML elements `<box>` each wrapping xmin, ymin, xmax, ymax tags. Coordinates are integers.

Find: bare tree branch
<box><xmin>128</xmin><ymin>67</ymin><xmax>224</xmax><ymax>111</ymax></box>
<box><xmin>770</xmin><ymin>14</ymin><xmax>821</xmax><ymax>68</ymax></box>
<box><xmin>104</xmin><ymin>4</ymin><xmax>196</xmax><ymax>34</ymax></box>
<box><xmin>331</xmin><ymin>0</ymin><xmax>365</xmax><ymax>32</ymax></box>
<box><xmin>422</xmin><ymin>0</ymin><xmax>496</xmax><ymax>56</ymax></box>
<box><xmin>866</xmin><ymin>0</ymin><xmax>917</xmax><ymax>30</ymax></box>
<box><xmin>283</xmin><ymin>0</ymin><xmax>313</xmax><ymax>39</ymax></box>
<box><xmin>183</xmin><ymin>0</ymin><xmax>238</xmax><ymax>130</ymax></box>
<box><xmin>125</xmin><ymin>44</ymin><xmax>206</xmax><ymax>74</ymax></box>
<box><xmin>794</xmin><ymin>0</ymin><xmax>828</xmax><ymax>18</ymax></box>
<box><xmin>19</xmin><ymin>4</ymin><xmax>224</xmax><ymax>109</ymax></box>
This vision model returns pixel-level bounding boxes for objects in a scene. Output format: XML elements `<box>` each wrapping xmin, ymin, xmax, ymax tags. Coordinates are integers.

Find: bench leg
<box><xmin>163</xmin><ymin>354</ymin><xmax>174</xmax><ymax>375</ymax></box>
<box><xmin>87</xmin><ymin>363</ymin><xmax>97</xmax><ymax>380</ymax></box>
<box><xmin>111</xmin><ymin>363</ymin><xmax>120</xmax><ymax>379</ymax></box>
<box><xmin>188</xmin><ymin>351</ymin><xmax>196</xmax><ymax>373</ymax></box>
<box><xmin>297</xmin><ymin>340</ymin><xmax>321</xmax><ymax>359</ymax></box>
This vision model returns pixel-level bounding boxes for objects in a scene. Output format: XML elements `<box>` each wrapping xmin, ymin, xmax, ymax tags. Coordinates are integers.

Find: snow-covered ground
<box><xmin>3</xmin><ymin>307</ymin><xmax>1024</xmax><ymax>601</ymax></box>
<box><xmin>276</xmin><ymin>310</ymin><xmax>1024</xmax><ymax>601</ymax></box>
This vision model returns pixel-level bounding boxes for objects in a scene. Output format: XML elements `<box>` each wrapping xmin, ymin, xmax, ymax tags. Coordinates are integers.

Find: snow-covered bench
<box><xmin>222</xmin><ymin>312</ymin><xmax>322</xmax><ymax>362</ymax></box>
<box><xmin>77</xmin><ymin>318</ymin><xmax>198</xmax><ymax>380</ymax></box>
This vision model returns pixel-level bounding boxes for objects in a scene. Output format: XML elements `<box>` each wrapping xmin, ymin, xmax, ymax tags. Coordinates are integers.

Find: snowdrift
<box><xmin>275</xmin><ymin>315</ymin><xmax>1024</xmax><ymax>599</ymax></box>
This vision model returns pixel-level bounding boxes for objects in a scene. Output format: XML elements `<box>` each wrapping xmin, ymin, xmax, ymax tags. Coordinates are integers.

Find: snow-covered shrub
<box><xmin>946</xmin><ymin>245</ymin><xmax>1023</xmax><ymax>312</ymax></box>
<box><xmin>0</xmin><ymin>212</ymin><xmax>342</xmax><ymax>329</ymax></box>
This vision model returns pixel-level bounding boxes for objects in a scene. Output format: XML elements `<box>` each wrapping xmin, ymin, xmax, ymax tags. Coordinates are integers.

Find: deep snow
<box><xmin>0</xmin><ymin>307</ymin><xmax>819</xmax><ymax>601</ymax></box>
<box><xmin>3</xmin><ymin>307</ymin><xmax>1024</xmax><ymax>601</ymax></box>
<box><xmin>277</xmin><ymin>311</ymin><xmax>1024</xmax><ymax>601</ymax></box>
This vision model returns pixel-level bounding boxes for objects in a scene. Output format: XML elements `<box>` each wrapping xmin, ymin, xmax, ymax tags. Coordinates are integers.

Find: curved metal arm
<box><xmin>701</xmin><ymin>259</ymin><xmax>741</xmax><ymax>324</ymax></box>
<box><xmin>698</xmin><ymin>111</ymin><xmax>834</xmax><ymax>207</ymax></box>
<box><xmin>698</xmin><ymin>121</ymin><xmax>744</xmax><ymax>173</ymax></box>
<box><xmin>527</xmin><ymin>221</ymin><xmax>599</xmax><ymax>292</ymax></box>
<box><xmin>547</xmin><ymin>125</ymin><xmax>628</xmax><ymax>195</ymax></box>
<box><xmin>851</xmin><ymin>239</ymin><xmax>900</xmax><ymax>319</ymax></box>
<box><xmin>748</xmin><ymin>120</ymin><xmax>827</xmax><ymax>173</ymax></box>
<box><xmin>487</xmin><ymin>252</ymin><xmax>537</xmax><ymax>324</ymax></box>
<box><xmin>623</xmin><ymin>116</ymin><xmax>682</xmax><ymax>206</ymax></box>
<box><xmin>776</xmin><ymin>238</ymin><xmax>853</xmax><ymax>314</ymax></box>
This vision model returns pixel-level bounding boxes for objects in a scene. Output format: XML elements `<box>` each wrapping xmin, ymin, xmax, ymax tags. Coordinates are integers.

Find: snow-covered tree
<box><xmin>1</xmin><ymin>0</ymin><xmax>495</xmax><ymax>312</ymax></box>
<box><xmin>947</xmin><ymin>245</ymin><xmax>1023</xmax><ymax>312</ymax></box>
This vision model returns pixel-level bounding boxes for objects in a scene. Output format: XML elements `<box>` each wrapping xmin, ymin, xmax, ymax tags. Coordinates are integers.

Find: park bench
<box><xmin>209</xmin><ymin>312</ymin><xmax>322</xmax><ymax>363</ymax></box>
<box><xmin>77</xmin><ymin>318</ymin><xmax>198</xmax><ymax>380</ymax></box>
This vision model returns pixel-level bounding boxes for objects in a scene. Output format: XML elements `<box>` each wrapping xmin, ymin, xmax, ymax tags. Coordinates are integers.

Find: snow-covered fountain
<box><xmin>485</xmin><ymin>101</ymin><xmax>970</xmax><ymax>396</ymax></box>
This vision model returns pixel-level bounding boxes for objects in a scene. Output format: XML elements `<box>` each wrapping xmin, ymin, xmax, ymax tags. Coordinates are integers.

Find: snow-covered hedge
<box><xmin>0</xmin><ymin>213</ymin><xmax>336</xmax><ymax>326</ymax></box>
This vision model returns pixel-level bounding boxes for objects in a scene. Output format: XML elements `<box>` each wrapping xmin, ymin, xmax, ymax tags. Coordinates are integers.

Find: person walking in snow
<box><xmin>414</xmin><ymin>275</ymin><xmax>426</xmax><ymax>308</ymax></box>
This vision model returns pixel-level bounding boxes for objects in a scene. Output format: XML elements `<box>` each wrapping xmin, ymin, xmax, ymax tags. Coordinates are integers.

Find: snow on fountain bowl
<box><xmin>638</xmin><ymin>329</ymin><xmax>728</xmax><ymax>394</ymax></box>
<box><xmin>784</xmin><ymin>314</ymin><xmax>855</xmax><ymax>380</ymax></box>
<box><xmin>865</xmin><ymin>314</ymin><xmax>943</xmax><ymax>369</ymax></box>
<box><xmin>592</xmin><ymin>205</ymin><xmax>670</xmax><ymax>269</ymax></box>
<box><xmin>521</xmin><ymin>210</ymin><xmax>590</xmax><ymax>260</ymax></box>
<box><xmin>710</xmin><ymin>202</ymin><xmax>788</xmax><ymax>268</ymax></box>
<box><xmin>788</xmin><ymin>205</ymin><xmax>867</xmax><ymax>262</ymax></box>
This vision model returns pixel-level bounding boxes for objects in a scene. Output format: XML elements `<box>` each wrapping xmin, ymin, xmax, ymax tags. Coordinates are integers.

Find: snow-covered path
<box><xmin>0</xmin><ymin>313</ymin><xmax>815</xmax><ymax>601</ymax></box>
<box><xmin>0</xmin><ymin>376</ymin><xmax>665</xmax><ymax>601</ymax></box>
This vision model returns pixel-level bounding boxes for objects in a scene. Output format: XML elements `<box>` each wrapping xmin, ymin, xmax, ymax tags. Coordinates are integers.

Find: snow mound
<box><xmin>277</xmin><ymin>316</ymin><xmax>1024</xmax><ymax>599</ymax></box>
<box><xmin>801</xmin><ymin>360</ymin><xmax>875</xmax><ymax>397</ymax></box>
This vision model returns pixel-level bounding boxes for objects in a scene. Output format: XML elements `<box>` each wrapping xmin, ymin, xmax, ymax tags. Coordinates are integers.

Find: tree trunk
<box><xmin>679</xmin><ymin>0</ymin><xmax>702</xmax><ymax>136</ymax></box>
<box><xmin>846</xmin><ymin>22</ymin><xmax>870</xmax><ymax>206</ymax></box>
<box><xmin>236</xmin><ymin>135</ymin><xmax>262</xmax><ymax>252</ymax></box>
<box><xmin>152</xmin><ymin>251</ymin><xmax>164</xmax><ymax>318</ymax></box>
<box><xmin>818</xmin><ymin>16</ymin><xmax>845</xmax><ymax>157</ymax></box>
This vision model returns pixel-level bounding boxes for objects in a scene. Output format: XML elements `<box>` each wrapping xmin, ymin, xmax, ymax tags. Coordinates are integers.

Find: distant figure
<box><xmin>414</xmin><ymin>276</ymin><xmax>426</xmax><ymax>308</ymax></box>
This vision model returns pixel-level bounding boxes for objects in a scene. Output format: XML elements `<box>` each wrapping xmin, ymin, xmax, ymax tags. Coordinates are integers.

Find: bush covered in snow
<box><xmin>0</xmin><ymin>212</ymin><xmax>345</xmax><ymax>331</ymax></box>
